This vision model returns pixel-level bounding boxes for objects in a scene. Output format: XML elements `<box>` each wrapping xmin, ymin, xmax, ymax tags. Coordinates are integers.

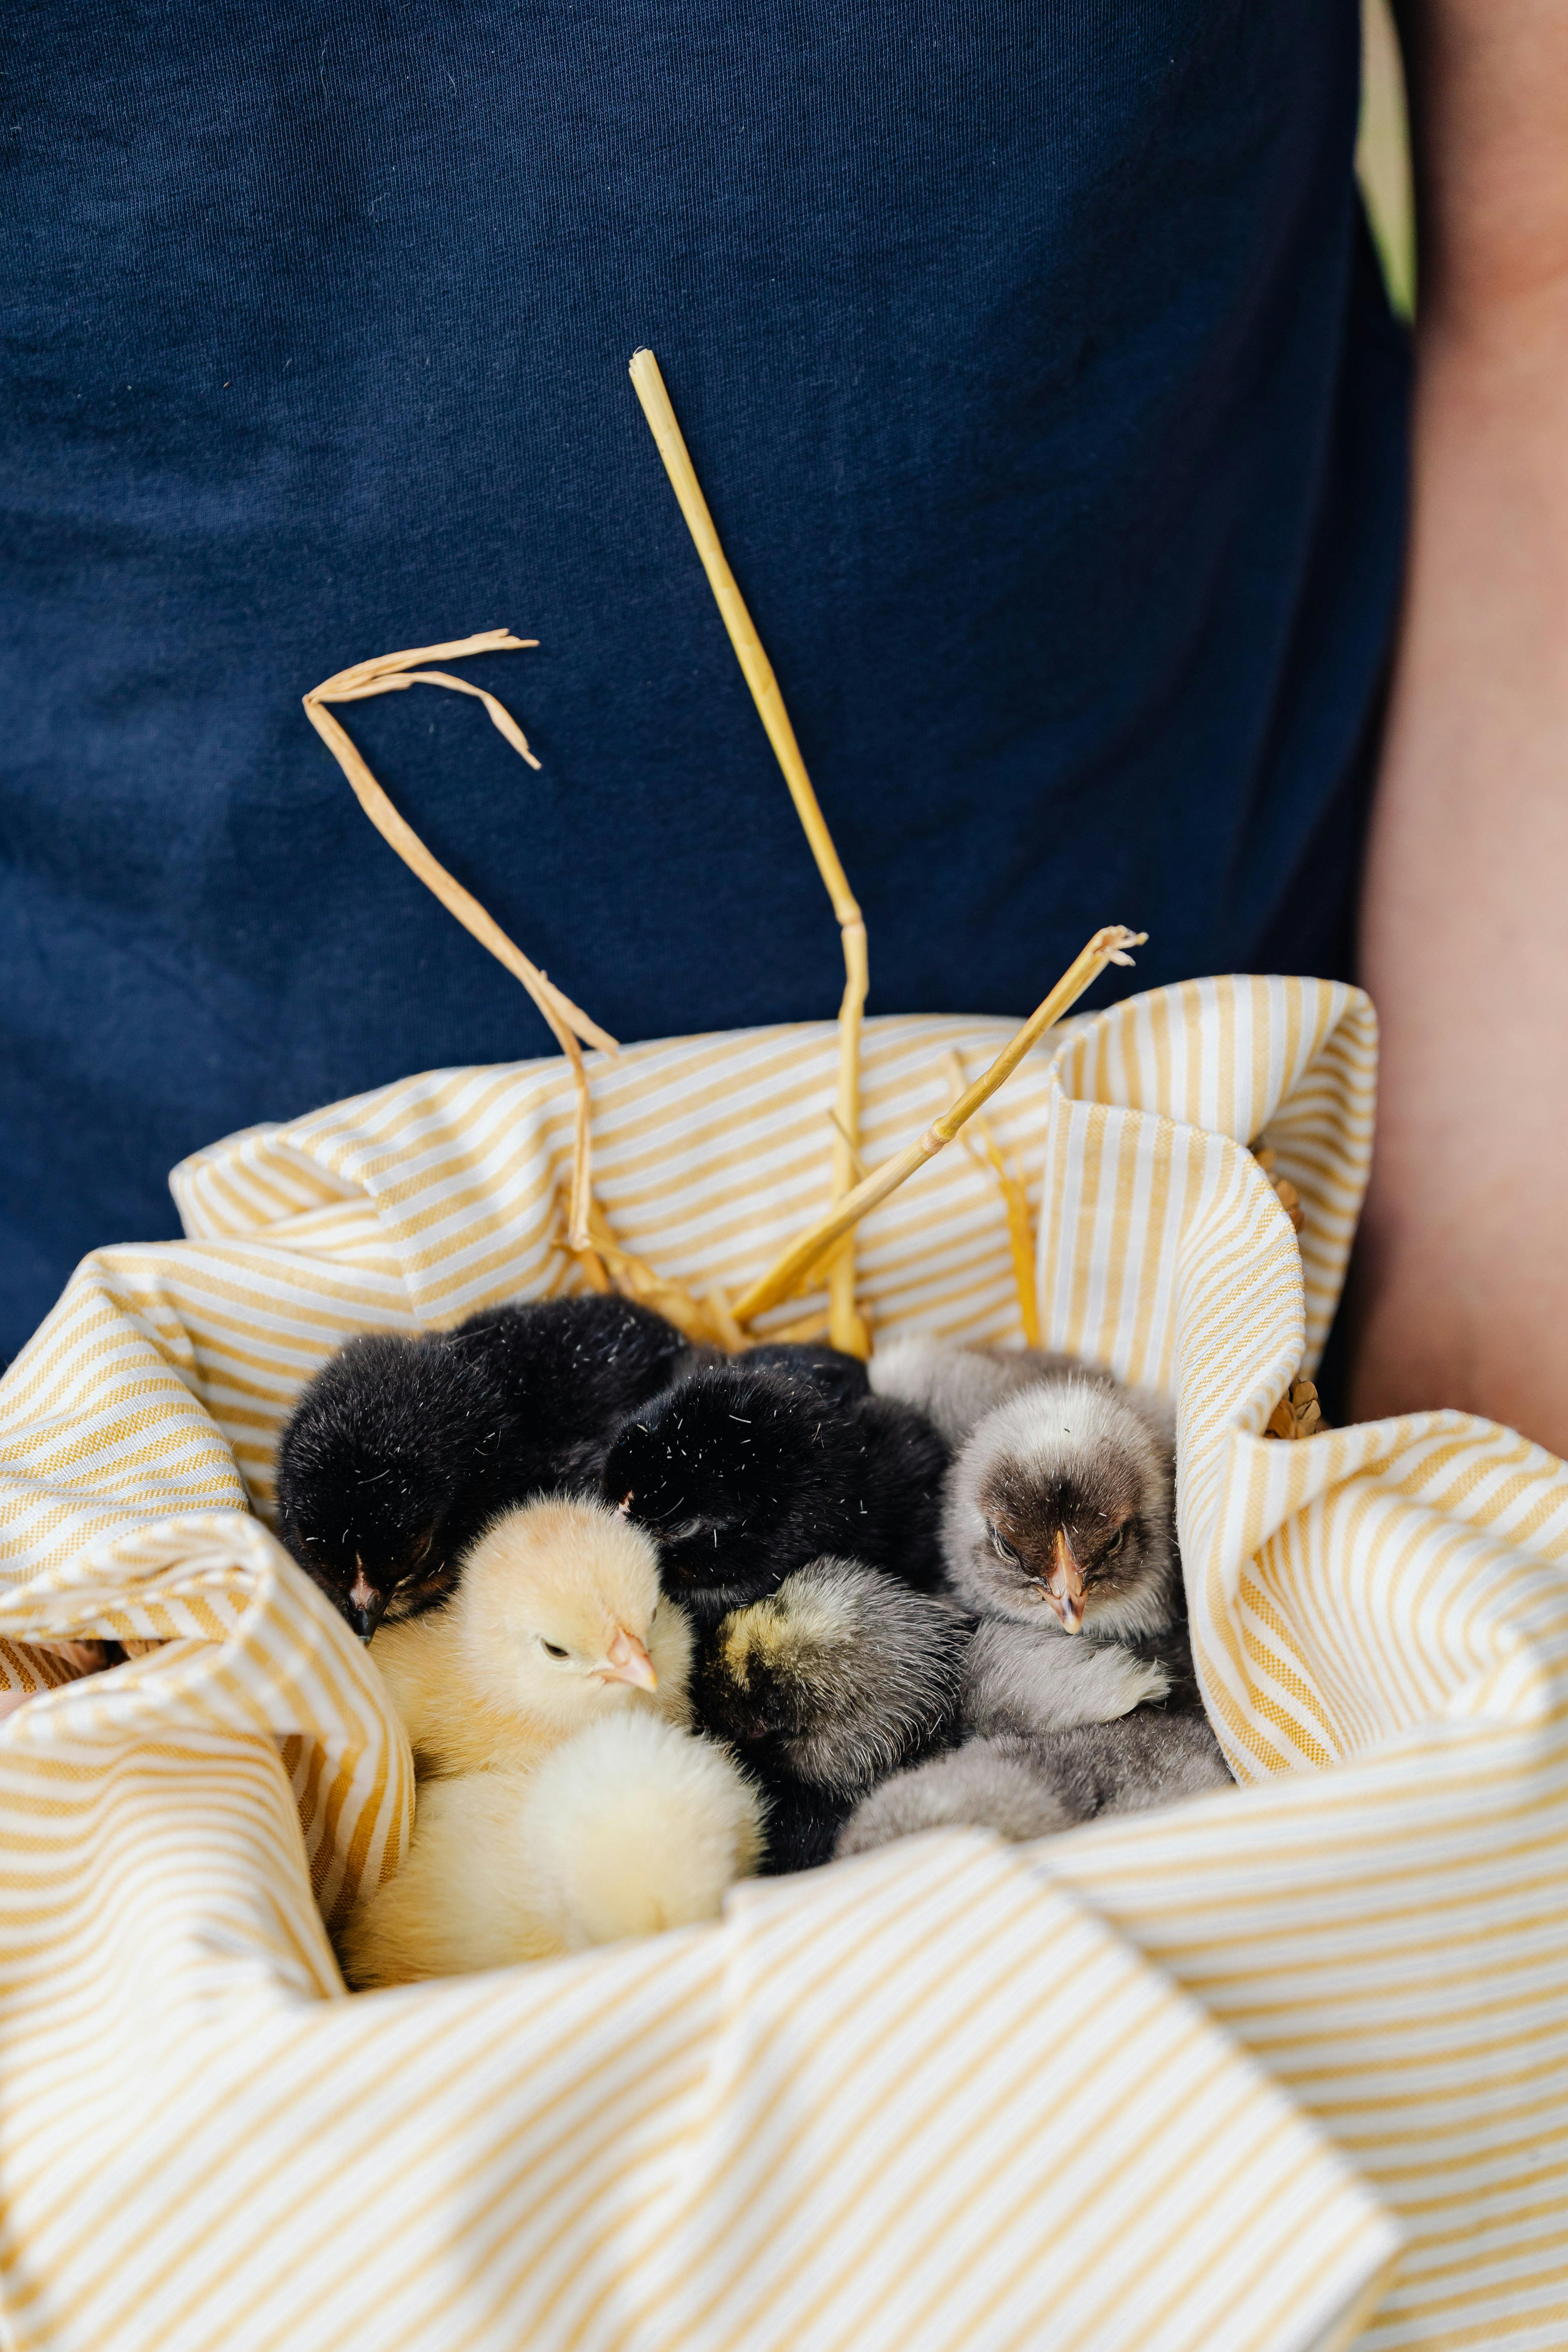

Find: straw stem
<box><xmin>946</xmin><ymin>1052</ymin><xmax>1041</xmax><ymax>1346</ymax></box>
<box><xmin>630</xmin><ymin>347</ymin><xmax>870</xmax><ymax>1355</ymax></box>
<box><xmin>730</xmin><ymin>925</ymin><xmax>1145</xmax><ymax>1324</ymax></box>
<box><xmin>304</xmin><ymin>634</ymin><xmax>617</xmax><ymax>1249</ymax></box>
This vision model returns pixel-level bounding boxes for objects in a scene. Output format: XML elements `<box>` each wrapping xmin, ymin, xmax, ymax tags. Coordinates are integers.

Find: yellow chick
<box><xmin>338</xmin><ymin>1494</ymin><xmax>763</xmax><ymax>1989</ymax></box>
<box><xmin>368</xmin><ymin>1495</ymin><xmax>694</xmax><ymax>1779</ymax></box>
<box><xmin>339</xmin><ymin>1710</ymin><xmax>763</xmax><ymax>1986</ymax></box>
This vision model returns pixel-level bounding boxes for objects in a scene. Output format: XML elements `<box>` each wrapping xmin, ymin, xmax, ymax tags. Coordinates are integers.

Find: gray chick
<box><xmin>837</xmin><ymin>1735</ymin><xmax>1076</xmax><ymax>1855</ymax></box>
<box><xmin>841</xmin><ymin>1344</ymin><xmax>1229</xmax><ymax>1861</ymax></box>
<box><xmin>945</xmin><ymin>1370</ymin><xmax>1180</xmax><ymax>1730</ymax></box>
<box><xmin>835</xmin><ymin>1716</ymin><xmax>1231</xmax><ymax>1858</ymax></box>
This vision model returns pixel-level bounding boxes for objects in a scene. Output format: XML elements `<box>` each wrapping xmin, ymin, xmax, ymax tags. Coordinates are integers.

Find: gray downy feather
<box><xmin>1028</xmin><ymin>1713</ymin><xmax>1233</xmax><ymax>1818</ymax></box>
<box><xmin>717</xmin><ymin>1558</ymin><xmax>963</xmax><ymax>1794</ymax></box>
<box><xmin>961</xmin><ymin>1613</ymin><xmax>1173</xmax><ymax>1738</ymax></box>
<box><xmin>835</xmin><ymin>1714</ymin><xmax>1232</xmax><ymax>1858</ymax></box>
<box><xmin>836</xmin><ymin>1736</ymin><xmax>1074</xmax><ymax>1856</ymax></box>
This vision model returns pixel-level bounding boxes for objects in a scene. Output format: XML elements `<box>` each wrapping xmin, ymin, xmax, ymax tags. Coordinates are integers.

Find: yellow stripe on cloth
<box><xmin>0</xmin><ymin>974</ymin><xmax>1563</xmax><ymax>2350</ymax></box>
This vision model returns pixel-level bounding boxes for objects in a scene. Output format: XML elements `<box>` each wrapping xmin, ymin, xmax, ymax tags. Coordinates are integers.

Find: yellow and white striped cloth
<box><xmin>0</xmin><ymin>973</ymin><xmax>1565</xmax><ymax>2352</ymax></box>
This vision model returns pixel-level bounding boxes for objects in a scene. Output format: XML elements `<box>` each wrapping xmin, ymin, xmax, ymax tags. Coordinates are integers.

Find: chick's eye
<box><xmin>1105</xmin><ymin>1526</ymin><xmax>1126</xmax><ymax>1555</ymax></box>
<box><xmin>538</xmin><ymin>1639</ymin><xmax>570</xmax><ymax>1661</ymax></box>
<box><xmin>987</xmin><ymin>1521</ymin><xmax>1020</xmax><ymax>1565</ymax></box>
<box><xmin>663</xmin><ymin>1517</ymin><xmax>707</xmax><ymax>1544</ymax></box>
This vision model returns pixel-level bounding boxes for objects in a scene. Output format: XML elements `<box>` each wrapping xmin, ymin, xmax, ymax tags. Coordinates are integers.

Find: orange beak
<box><xmin>599</xmin><ymin>1626</ymin><xmax>657</xmax><ymax>1691</ymax></box>
<box><xmin>1044</xmin><ymin>1529</ymin><xmax>1086</xmax><ymax>1635</ymax></box>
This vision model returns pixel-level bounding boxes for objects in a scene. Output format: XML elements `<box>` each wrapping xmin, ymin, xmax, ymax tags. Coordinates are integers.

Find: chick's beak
<box><xmin>347</xmin><ymin>1571</ymin><xmax>388</xmax><ymax>1645</ymax></box>
<box><xmin>1044</xmin><ymin>1529</ymin><xmax>1086</xmax><ymax>1635</ymax></box>
<box><xmin>600</xmin><ymin>1626</ymin><xmax>657</xmax><ymax>1691</ymax></box>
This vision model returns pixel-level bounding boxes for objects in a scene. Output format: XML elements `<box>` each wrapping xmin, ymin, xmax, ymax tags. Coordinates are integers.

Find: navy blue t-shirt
<box><xmin>3</xmin><ymin>1</ymin><xmax>1408</xmax><ymax>1356</ymax></box>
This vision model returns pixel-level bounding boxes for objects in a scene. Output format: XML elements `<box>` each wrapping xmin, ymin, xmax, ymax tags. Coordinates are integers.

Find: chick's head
<box><xmin>453</xmin><ymin>1497</ymin><xmax>673</xmax><ymax>1730</ymax></box>
<box><xmin>602</xmin><ymin>1369</ymin><xmax>836</xmax><ymax>1607</ymax></box>
<box><xmin>276</xmin><ymin>1334</ymin><xmax>504</xmax><ymax>1640</ymax></box>
<box><xmin>946</xmin><ymin>1377</ymin><xmax>1174</xmax><ymax>1639</ymax></box>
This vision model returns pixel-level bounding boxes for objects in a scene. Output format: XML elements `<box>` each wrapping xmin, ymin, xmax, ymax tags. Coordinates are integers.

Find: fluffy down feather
<box><xmin>519</xmin><ymin>1711</ymin><xmax>764</xmax><ymax>1949</ymax></box>
<box><xmin>1026</xmin><ymin>1713</ymin><xmax>1232</xmax><ymax>1817</ymax></box>
<box><xmin>960</xmin><ymin>1613</ymin><xmax>1171</xmax><ymax>1740</ymax></box>
<box><xmin>603</xmin><ymin>1365</ymin><xmax>948</xmax><ymax>1626</ymax></box>
<box><xmin>339</xmin><ymin>1712</ymin><xmax>762</xmax><ymax>1986</ymax></box>
<box><xmin>836</xmin><ymin>1736</ymin><xmax>1074</xmax><ymax>1856</ymax></box>
<box><xmin>870</xmin><ymin>1335</ymin><xmax>1088</xmax><ymax>1449</ymax></box>
<box><xmin>835</xmin><ymin>1715</ymin><xmax>1232</xmax><ymax>1858</ymax></box>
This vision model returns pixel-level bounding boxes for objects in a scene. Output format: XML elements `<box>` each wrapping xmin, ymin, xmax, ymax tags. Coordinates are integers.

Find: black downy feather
<box><xmin>601</xmin><ymin>1363</ymin><xmax>949</xmax><ymax>1631</ymax></box>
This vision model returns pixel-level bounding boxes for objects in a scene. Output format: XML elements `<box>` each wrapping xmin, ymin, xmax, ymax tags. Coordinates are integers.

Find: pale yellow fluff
<box><xmin>368</xmin><ymin>1495</ymin><xmax>694</xmax><ymax>1779</ymax></box>
<box><xmin>340</xmin><ymin>1713</ymin><xmax>764</xmax><ymax>1987</ymax></box>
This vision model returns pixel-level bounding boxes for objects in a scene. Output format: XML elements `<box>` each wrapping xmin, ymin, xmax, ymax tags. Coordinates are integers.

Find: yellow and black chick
<box><xmin>601</xmin><ymin>1361</ymin><xmax>949</xmax><ymax>1631</ymax></box>
<box><xmin>692</xmin><ymin>1558</ymin><xmax>966</xmax><ymax>1873</ymax></box>
<box><xmin>275</xmin><ymin>1294</ymin><xmax>697</xmax><ymax>1641</ymax></box>
<box><xmin>340</xmin><ymin>1495</ymin><xmax>762</xmax><ymax>1986</ymax></box>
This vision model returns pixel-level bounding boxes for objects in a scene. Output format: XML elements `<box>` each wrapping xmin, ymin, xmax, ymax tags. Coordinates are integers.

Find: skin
<box><xmin>1353</xmin><ymin>0</ymin><xmax>1568</xmax><ymax>1452</ymax></box>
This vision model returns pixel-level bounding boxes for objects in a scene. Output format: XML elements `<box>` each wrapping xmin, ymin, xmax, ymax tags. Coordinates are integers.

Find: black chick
<box><xmin>601</xmin><ymin>1363</ymin><xmax>949</xmax><ymax>1629</ymax></box>
<box><xmin>275</xmin><ymin>1295</ymin><xmax>697</xmax><ymax>1639</ymax></box>
<box><xmin>691</xmin><ymin>1559</ymin><xmax>967</xmax><ymax>1873</ymax></box>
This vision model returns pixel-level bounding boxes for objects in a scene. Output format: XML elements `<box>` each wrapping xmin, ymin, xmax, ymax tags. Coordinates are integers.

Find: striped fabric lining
<box><xmin>0</xmin><ymin>974</ymin><xmax>1560</xmax><ymax>2349</ymax></box>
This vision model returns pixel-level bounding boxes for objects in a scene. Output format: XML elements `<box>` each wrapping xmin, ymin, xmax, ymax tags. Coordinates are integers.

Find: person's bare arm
<box><xmin>1351</xmin><ymin>0</ymin><xmax>1568</xmax><ymax>1449</ymax></box>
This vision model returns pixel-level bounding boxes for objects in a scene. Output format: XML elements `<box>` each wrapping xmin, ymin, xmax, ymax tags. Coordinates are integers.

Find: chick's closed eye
<box><xmin>366</xmin><ymin>1496</ymin><xmax>693</xmax><ymax>1779</ymax></box>
<box><xmin>661</xmin><ymin>1516</ymin><xmax>721</xmax><ymax>1544</ymax></box>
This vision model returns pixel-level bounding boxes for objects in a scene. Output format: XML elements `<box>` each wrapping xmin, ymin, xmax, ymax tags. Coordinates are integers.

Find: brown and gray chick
<box><xmin>945</xmin><ymin>1372</ymin><xmax>1183</xmax><ymax>1735</ymax></box>
<box><xmin>946</xmin><ymin>1372</ymin><xmax>1177</xmax><ymax>1640</ymax></box>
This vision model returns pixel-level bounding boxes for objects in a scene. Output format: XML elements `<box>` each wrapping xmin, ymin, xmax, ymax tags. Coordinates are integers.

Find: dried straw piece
<box><xmin>557</xmin><ymin>1192</ymin><xmax>736</xmax><ymax>1349</ymax></box>
<box><xmin>731</xmin><ymin>926</ymin><xmax>1146</xmax><ymax>1325</ymax></box>
<box><xmin>1253</xmin><ymin>1144</ymin><xmax>1305</xmax><ymax>1235</ymax></box>
<box><xmin>1264</xmin><ymin>1380</ymin><xmax>1324</xmax><ymax>1441</ymax></box>
<box><xmin>630</xmin><ymin>349</ymin><xmax>871</xmax><ymax>1359</ymax></box>
<box><xmin>758</xmin><ymin>1308</ymin><xmax>834</xmax><ymax>1346</ymax></box>
<box><xmin>826</xmin><ymin>1109</ymin><xmax>869</xmax><ymax>1185</ymax></box>
<box><xmin>944</xmin><ymin>1052</ymin><xmax>1041</xmax><ymax>1346</ymax></box>
<box><xmin>303</xmin><ymin>632</ymin><xmax>614</xmax><ymax>1247</ymax></box>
